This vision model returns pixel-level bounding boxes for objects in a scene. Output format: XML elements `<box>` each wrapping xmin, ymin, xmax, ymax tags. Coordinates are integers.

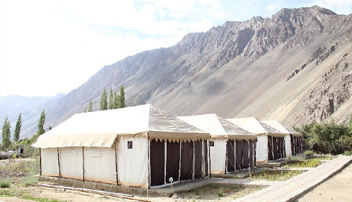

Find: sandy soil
<box><xmin>1</xmin><ymin>159</ymin><xmax>351</xmax><ymax>202</ymax></box>
<box><xmin>296</xmin><ymin>162</ymin><xmax>352</xmax><ymax>202</ymax></box>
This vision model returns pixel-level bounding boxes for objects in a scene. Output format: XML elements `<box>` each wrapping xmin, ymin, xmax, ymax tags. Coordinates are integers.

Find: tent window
<box><xmin>127</xmin><ymin>141</ymin><xmax>133</xmax><ymax>149</ymax></box>
<box><xmin>209</xmin><ymin>141</ymin><xmax>214</xmax><ymax>147</ymax></box>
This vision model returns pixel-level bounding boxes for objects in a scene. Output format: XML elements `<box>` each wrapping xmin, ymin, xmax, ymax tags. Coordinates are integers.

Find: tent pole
<box><xmin>208</xmin><ymin>140</ymin><xmax>211</xmax><ymax>178</ymax></box>
<box><xmin>57</xmin><ymin>148</ymin><xmax>61</xmax><ymax>178</ymax></box>
<box><xmin>192</xmin><ymin>141</ymin><xmax>195</xmax><ymax>180</ymax></box>
<box><xmin>115</xmin><ymin>146</ymin><xmax>118</xmax><ymax>185</ymax></box>
<box><xmin>39</xmin><ymin>148</ymin><xmax>42</xmax><ymax>176</ymax></box>
<box><xmin>234</xmin><ymin>140</ymin><xmax>237</xmax><ymax>171</ymax></box>
<box><xmin>178</xmin><ymin>142</ymin><xmax>181</xmax><ymax>182</ymax></box>
<box><xmin>82</xmin><ymin>147</ymin><xmax>85</xmax><ymax>181</ymax></box>
<box><xmin>164</xmin><ymin>141</ymin><xmax>167</xmax><ymax>184</ymax></box>
<box><xmin>225</xmin><ymin>140</ymin><xmax>228</xmax><ymax>174</ymax></box>
<box><xmin>147</xmin><ymin>139</ymin><xmax>150</xmax><ymax>197</ymax></box>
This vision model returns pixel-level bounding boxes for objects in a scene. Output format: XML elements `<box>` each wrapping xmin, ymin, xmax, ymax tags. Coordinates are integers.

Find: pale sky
<box><xmin>1</xmin><ymin>0</ymin><xmax>351</xmax><ymax>97</ymax></box>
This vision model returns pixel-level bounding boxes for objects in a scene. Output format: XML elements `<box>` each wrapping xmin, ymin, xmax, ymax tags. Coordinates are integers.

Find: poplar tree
<box><xmin>119</xmin><ymin>86</ymin><xmax>125</xmax><ymax>108</ymax></box>
<box><xmin>1</xmin><ymin>116</ymin><xmax>11</xmax><ymax>149</ymax></box>
<box><xmin>109</xmin><ymin>88</ymin><xmax>114</xmax><ymax>109</ymax></box>
<box><xmin>14</xmin><ymin>113</ymin><xmax>22</xmax><ymax>142</ymax></box>
<box><xmin>100</xmin><ymin>88</ymin><xmax>108</xmax><ymax>110</ymax></box>
<box><xmin>37</xmin><ymin>110</ymin><xmax>46</xmax><ymax>136</ymax></box>
<box><xmin>88</xmin><ymin>100</ymin><xmax>93</xmax><ymax>112</ymax></box>
<box><xmin>114</xmin><ymin>91</ymin><xmax>120</xmax><ymax>109</ymax></box>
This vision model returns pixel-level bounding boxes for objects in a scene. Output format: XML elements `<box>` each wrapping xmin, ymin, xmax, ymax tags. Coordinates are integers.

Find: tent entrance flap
<box><xmin>194</xmin><ymin>140</ymin><xmax>202</xmax><ymax>179</ymax></box>
<box><xmin>166</xmin><ymin>141</ymin><xmax>180</xmax><ymax>183</ymax></box>
<box><xmin>235</xmin><ymin>140</ymin><xmax>243</xmax><ymax>170</ymax></box>
<box><xmin>242</xmin><ymin>141</ymin><xmax>249</xmax><ymax>168</ymax></box>
<box><xmin>181</xmin><ymin>142</ymin><xmax>193</xmax><ymax>180</ymax></box>
<box><xmin>150</xmin><ymin>140</ymin><xmax>165</xmax><ymax>186</ymax></box>
<box><xmin>227</xmin><ymin>140</ymin><xmax>235</xmax><ymax>172</ymax></box>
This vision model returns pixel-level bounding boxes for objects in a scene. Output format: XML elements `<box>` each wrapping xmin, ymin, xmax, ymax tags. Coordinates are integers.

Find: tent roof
<box><xmin>32</xmin><ymin>104</ymin><xmax>210</xmax><ymax>148</ymax></box>
<box><xmin>227</xmin><ymin>117</ymin><xmax>285</xmax><ymax>137</ymax></box>
<box><xmin>262</xmin><ymin>120</ymin><xmax>303</xmax><ymax>137</ymax></box>
<box><xmin>178</xmin><ymin>114</ymin><xmax>256</xmax><ymax>140</ymax></box>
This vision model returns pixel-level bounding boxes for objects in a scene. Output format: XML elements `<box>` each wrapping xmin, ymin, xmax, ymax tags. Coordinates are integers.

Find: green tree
<box><xmin>88</xmin><ymin>100</ymin><xmax>93</xmax><ymax>112</ymax></box>
<box><xmin>14</xmin><ymin>113</ymin><xmax>22</xmax><ymax>142</ymax></box>
<box><xmin>1</xmin><ymin>116</ymin><xmax>11</xmax><ymax>149</ymax></box>
<box><xmin>109</xmin><ymin>88</ymin><xmax>114</xmax><ymax>109</ymax></box>
<box><xmin>114</xmin><ymin>91</ymin><xmax>120</xmax><ymax>109</ymax></box>
<box><xmin>37</xmin><ymin>110</ymin><xmax>46</xmax><ymax>136</ymax></box>
<box><xmin>119</xmin><ymin>86</ymin><xmax>125</xmax><ymax>108</ymax></box>
<box><xmin>100</xmin><ymin>88</ymin><xmax>108</xmax><ymax>110</ymax></box>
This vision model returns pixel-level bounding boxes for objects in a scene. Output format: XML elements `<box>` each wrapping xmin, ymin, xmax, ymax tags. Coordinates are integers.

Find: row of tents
<box><xmin>32</xmin><ymin>104</ymin><xmax>303</xmax><ymax>189</ymax></box>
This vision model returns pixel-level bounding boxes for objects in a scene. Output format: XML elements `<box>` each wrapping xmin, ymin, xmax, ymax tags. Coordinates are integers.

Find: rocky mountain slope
<box><xmin>2</xmin><ymin>6</ymin><xmax>352</xmax><ymax>139</ymax></box>
<box><xmin>45</xmin><ymin>6</ymin><xmax>351</xmax><ymax>129</ymax></box>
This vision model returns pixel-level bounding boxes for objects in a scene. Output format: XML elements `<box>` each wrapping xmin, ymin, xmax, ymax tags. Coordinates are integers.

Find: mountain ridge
<box><xmin>2</xmin><ymin>6</ymin><xmax>352</xmax><ymax>140</ymax></box>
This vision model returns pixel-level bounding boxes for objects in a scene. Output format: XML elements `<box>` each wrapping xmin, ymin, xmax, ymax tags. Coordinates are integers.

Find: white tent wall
<box><xmin>41</xmin><ymin>148</ymin><xmax>59</xmax><ymax>177</ymax></box>
<box><xmin>117</xmin><ymin>137</ymin><xmax>148</xmax><ymax>188</ymax></box>
<box><xmin>83</xmin><ymin>147</ymin><xmax>117</xmax><ymax>184</ymax></box>
<box><xmin>209</xmin><ymin>139</ymin><xmax>226</xmax><ymax>174</ymax></box>
<box><xmin>256</xmin><ymin>135</ymin><xmax>268</xmax><ymax>163</ymax></box>
<box><xmin>59</xmin><ymin>147</ymin><xmax>83</xmax><ymax>180</ymax></box>
<box><xmin>285</xmin><ymin>135</ymin><xmax>292</xmax><ymax>157</ymax></box>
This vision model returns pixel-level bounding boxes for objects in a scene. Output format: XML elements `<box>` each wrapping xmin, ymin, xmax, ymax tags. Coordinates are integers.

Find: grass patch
<box><xmin>0</xmin><ymin>178</ymin><xmax>11</xmax><ymax>188</ymax></box>
<box><xmin>22</xmin><ymin>171</ymin><xmax>38</xmax><ymax>186</ymax></box>
<box><xmin>287</xmin><ymin>158</ymin><xmax>323</xmax><ymax>168</ymax></box>
<box><xmin>250</xmin><ymin>170</ymin><xmax>303</xmax><ymax>181</ymax></box>
<box><xmin>21</xmin><ymin>195</ymin><xmax>67</xmax><ymax>202</ymax></box>
<box><xmin>304</xmin><ymin>150</ymin><xmax>314</xmax><ymax>156</ymax></box>
<box><xmin>217</xmin><ymin>188</ymin><xmax>224</xmax><ymax>197</ymax></box>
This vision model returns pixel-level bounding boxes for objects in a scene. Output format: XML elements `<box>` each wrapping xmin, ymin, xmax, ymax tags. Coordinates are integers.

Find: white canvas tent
<box><xmin>32</xmin><ymin>104</ymin><xmax>211</xmax><ymax>188</ymax></box>
<box><xmin>178</xmin><ymin>114</ymin><xmax>257</xmax><ymax>174</ymax></box>
<box><xmin>227</xmin><ymin>117</ymin><xmax>285</xmax><ymax>163</ymax></box>
<box><xmin>262</xmin><ymin>120</ymin><xmax>303</xmax><ymax>157</ymax></box>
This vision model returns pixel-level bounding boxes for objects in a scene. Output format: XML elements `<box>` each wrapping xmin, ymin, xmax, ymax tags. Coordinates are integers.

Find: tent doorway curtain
<box><xmin>227</xmin><ymin>140</ymin><xmax>235</xmax><ymax>172</ymax></box>
<box><xmin>166</xmin><ymin>141</ymin><xmax>180</xmax><ymax>183</ymax></box>
<box><xmin>181</xmin><ymin>142</ymin><xmax>193</xmax><ymax>180</ymax></box>
<box><xmin>150</xmin><ymin>140</ymin><xmax>165</xmax><ymax>186</ymax></box>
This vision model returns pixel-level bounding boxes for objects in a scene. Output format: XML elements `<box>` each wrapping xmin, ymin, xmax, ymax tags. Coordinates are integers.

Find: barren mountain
<box><xmin>5</xmin><ymin>6</ymin><xmax>352</xmax><ymax>138</ymax></box>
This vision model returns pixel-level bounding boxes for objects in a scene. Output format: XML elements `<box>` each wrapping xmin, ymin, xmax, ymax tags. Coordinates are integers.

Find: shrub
<box><xmin>342</xmin><ymin>150</ymin><xmax>352</xmax><ymax>156</ymax></box>
<box><xmin>304</xmin><ymin>150</ymin><xmax>314</xmax><ymax>156</ymax></box>
<box><xmin>217</xmin><ymin>188</ymin><xmax>224</xmax><ymax>197</ymax></box>
<box><xmin>295</xmin><ymin>120</ymin><xmax>352</xmax><ymax>155</ymax></box>
<box><xmin>0</xmin><ymin>178</ymin><xmax>11</xmax><ymax>188</ymax></box>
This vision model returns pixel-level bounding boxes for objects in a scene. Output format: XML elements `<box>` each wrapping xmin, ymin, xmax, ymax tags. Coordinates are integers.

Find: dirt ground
<box><xmin>1</xmin><ymin>159</ymin><xmax>351</xmax><ymax>202</ymax></box>
<box><xmin>0</xmin><ymin>184</ymin><xmax>260</xmax><ymax>202</ymax></box>
<box><xmin>296</xmin><ymin>162</ymin><xmax>352</xmax><ymax>202</ymax></box>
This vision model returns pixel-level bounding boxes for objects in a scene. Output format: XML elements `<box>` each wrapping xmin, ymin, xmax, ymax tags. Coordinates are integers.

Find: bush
<box><xmin>296</xmin><ymin>120</ymin><xmax>352</xmax><ymax>155</ymax></box>
<box><xmin>0</xmin><ymin>178</ymin><xmax>11</xmax><ymax>188</ymax></box>
<box><xmin>217</xmin><ymin>188</ymin><xmax>224</xmax><ymax>197</ymax></box>
<box><xmin>342</xmin><ymin>150</ymin><xmax>352</xmax><ymax>156</ymax></box>
<box><xmin>304</xmin><ymin>150</ymin><xmax>314</xmax><ymax>156</ymax></box>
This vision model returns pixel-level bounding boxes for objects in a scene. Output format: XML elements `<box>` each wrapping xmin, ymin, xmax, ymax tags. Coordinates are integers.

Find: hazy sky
<box><xmin>1</xmin><ymin>0</ymin><xmax>351</xmax><ymax>97</ymax></box>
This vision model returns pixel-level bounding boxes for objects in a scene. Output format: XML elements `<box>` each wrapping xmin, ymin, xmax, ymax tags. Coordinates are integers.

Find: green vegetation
<box><xmin>100</xmin><ymin>88</ymin><xmax>108</xmax><ymax>110</ymax></box>
<box><xmin>287</xmin><ymin>158</ymin><xmax>322</xmax><ymax>168</ymax></box>
<box><xmin>0</xmin><ymin>188</ymin><xmax>67</xmax><ymax>202</ymax></box>
<box><xmin>304</xmin><ymin>150</ymin><xmax>314</xmax><ymax>156</ymax></box>
<box><xmin>37</xmin><ymin>110</ymin><xmax>46</xmax><ymax>136</ymax></box>
<box><xmin>1</xmin><ymin>116</ymin><xmax>11</xmax><ymax>150</ymax></box>
<box><xmin>88</xmin><ymin>100</ymin><xmax>93</xmax><ymax>112</ymax></box>
<box><xmin>14</xmin><ymin>113</ymin><xmax>22</xmax><ymax>143</ymax></box>
<box><xmin>217</xmin><ymin>188</ymin><xmax>224</xmax><ymax>197</ymax></box>
<box><xmin>119</xmin><ymin>86</ymin><xmax>125</xmax><ymax>108</ymax></box>
<box><xmin>250</xmin><ymin>170</ymin><xmax>303</xmax><ymax>181</ymax></box>
<box><xmin>0</xmin><ymin>178</ymin><xmax>11</xmax><ymax>188</ymax></box>
<box><xmin>295</xmin><ymin>117</ymin><xmax>352</xmax><ymax>155</ymax></box>
<box><xmin>99</xmin><ymin>86</ymin><xmax>126</xmax><ymax>111</ymax></box>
